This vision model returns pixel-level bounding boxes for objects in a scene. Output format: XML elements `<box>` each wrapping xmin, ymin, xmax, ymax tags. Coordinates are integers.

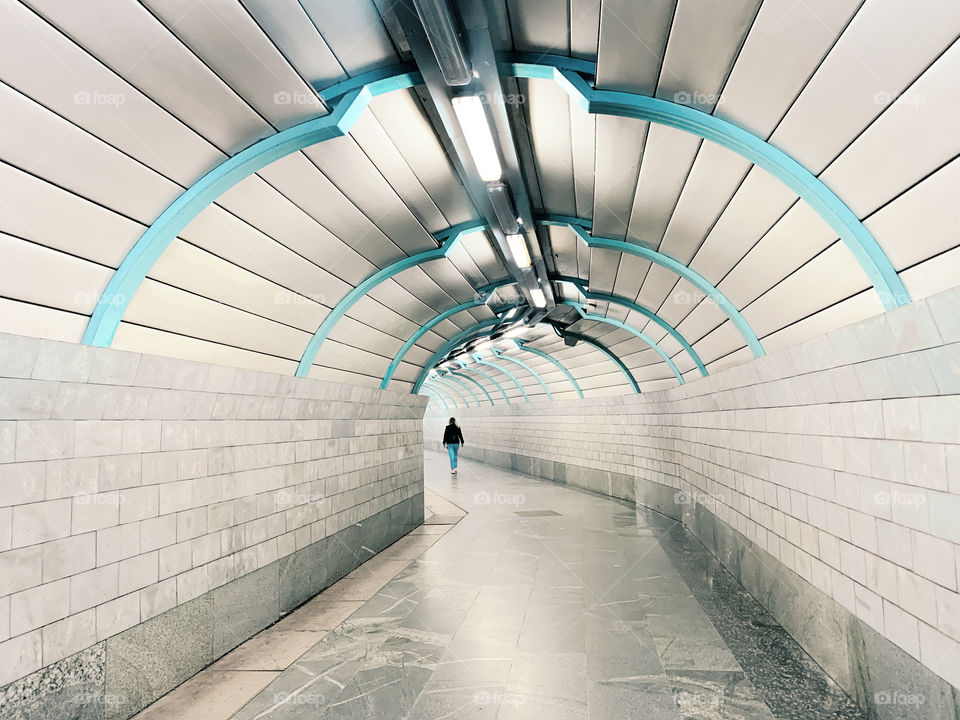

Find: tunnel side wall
<box><xmin>0</xmin><ymin>334</ymin><xmax>426</xmax><ymax>720</ymax></box>
<box><xmin>425</xmin><ymin>285</ymin><xmax>960</xmax><ymax>718</ymax></box>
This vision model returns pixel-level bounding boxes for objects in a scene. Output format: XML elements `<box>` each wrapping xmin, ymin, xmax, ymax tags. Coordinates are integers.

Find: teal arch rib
<box><xmin>507</xmin><ymin>56</ymin><xmax>908</xmax><ymax>311</ymax></box>
<box><xmin>86</xmin><ymin>55</ymin><xmax>905</xmax><ymax>358</ymax></box>
<box><xmin>514</xmin><ymin>340</ymin><xmax>584</xmax><ymax>398</ymax></box>
<box><xmin>413</xmin><ymin>318</ymin><xmax>503</xmax><ymax>394</ymax></box>
<box><xmin>491</xmin><ymin>348</ymin><xmax>553</xmax><ymax>399</ymax></box>
<box><xmin>471</xmin><ymin>354</ymin><xmax>530</xmax><ymax>403</ymax></box>
<box><xmin>456</xmin><ymin>363</ymin><xmax>510</xmax><ymax>405</ymax></box>
<box><xmin>561</xmin><ymin>301</ymin><xmax>684</xmax><ymax>384</ymax></box>
<box><xmin>447</xmin><ymin>369</ymin><xmax>494</xmax><ymax>405</ymax></box>
<box><xmin>423</xmin><ymin>380</ymin><xmax>458</xmax><ymax>409</ymax></box>
<box><xmin>82</xmin><ymin>67</ymin><xmax>421</xmax><ymax>347</ymax></box>
<box><xmin>380</xmin><ymin>280</ymin><xmax>514</xmax><ymax>390</ymax></box>
<box><xmin>555</xmin><ymin>326</ymin><xmax>640</xmax><ymax>394</ymax></box>
<box><xmin>431</xmin><ymin>375</ymin><xmax>472</xmax><ymax>407</ymax></box>
<box><xmin>437</xmin><ymin>370</ymin><xmax>480</xmax><ymax>405</ymax></box>
<box><xmin>420</xmin><ymin>386</ymin><xmax>448</xmax><ymax>410</ymax></box>
<box><xmin>553</xmin><ymin>275</ymin><xmax>707</xmax><ymax>376</ymax></box>
<box><xmin>542</xmin><ymin>217</ymin><xmax>764</xmax><ymax>358</ymax></box>
<box><xmin>297</xmin><ymin>220</ymin><xmax>487</xmax><ymax>377</ymax></box>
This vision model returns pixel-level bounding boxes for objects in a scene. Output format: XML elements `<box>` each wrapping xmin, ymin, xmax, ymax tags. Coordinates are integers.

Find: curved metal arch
<box><xmin>84</xmin><ymin>55</ymin><xmax>906</xmax><ymax>361</ymax></box>
<box><xmin>437</xmin><ymin>370</ymin><xmax>482</xmax><ymax>405</ymax></box>
<box><xmin>431</xmin><ymin>374</ymin><xmax>474</xmax><ymax>407</ymax></box>
<box><xmin>413</xmin><ymin>317</ymin><xmax>504</xmax><ymax>393</ymax></box>
<box><xmin>380</xmin><ymin>280</ymin><xmax>515</xmax><ymax>390</ymax></box>
<box><xmin>471</xmin><ymin>354</ymin><xmax>530</xmax><ymax>403</ymax></box>
<box><xmin>553</xmin><ymin>275</ymin><xmax>707</xmax><ymax>376</ymax></box>
<box><xmin>297</xmin><ymin>221</ymin><xmax>489</xmax><ymax>377</ymax></box>
<box><xmin>514</xmin><ymin>340</ymin><xmax>584</xmax><ymax>398</ymax></box>
<box><xmin>553</xmin><ymin>325</ymin><xmax>641</xmax><ymax>394</ymax></box>
<box><xmin>82</xmin><ymin>67</ymin><xmax>422</xmax><ymax>347</ymax></box>
<box><xmin>420</xmin><ymin>386</ymin><xmax>448</xmax><ymax>410</ymax></box>
<box><xmin>423</xmin><ymin>380</ymin><xmax>459</xmax><ymax>409</ymax></box>
<box><xmin>456</xmin><ymin>363</ymin><xmax>510</xmax><ymax>405</ymax></box>
<box><xmin>491</xmin><ymin>348</ymin><xmax>553</xmax><ymax>399</ymax></box>
<box><xmin>544</xmin><ymin>217</ymin><xmax>764</xmax><ymax>357</ymax></box>
<box><xmin>508</xmin><ymin>55</ymin><xmax>908</xmax><ymax>311</ymax></box>
<box><xmin>560</xmin><ymin>301</ymin><xmax>684</xmax><ymax>384</ymax></box>
<box><xmin>446</xmin><ymin>369</ymin><xmax>495</xmax><ymax>406</ymax></box>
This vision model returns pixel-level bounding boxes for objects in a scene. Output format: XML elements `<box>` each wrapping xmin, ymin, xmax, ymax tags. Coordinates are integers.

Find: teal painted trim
<box><xmin>437</xmin><ymin>370</ymin><xmax>481</xmax><ymax>405</ymax></box>
<box><xmin>456</xmin><ymin>363</ymin><xmax>510</xmax><ymax>405</ymax></box>
<box><xmin>420</xmin><ymin>386</ymin><xmax>448</xmax><ymax>410</ymax></box>
<box><xmin>447</xmin><ymin>369</ymin><xmax>494</xmax><ymax>405</ymax></box>
<box><xmin>542</xmin><ymin>217</ymin><xmax>765</xmax><ymax>358</ymax></box>
<box><xmin>556</xmin><ymin>326</ymin><xmax>640</xmax><ymax>394</ymax></box>
<box><xmin>553</xmin><ymin>275</ymin><xmax>707</xmax><ymax>376</ymax></box>
<box><xmin>379</xmin><ymin>278</ymin><xmax>513</xmax><ymax>390</ymax></box>
<box><xmin>87</xmin><ymin>56</ymin><xmax>905</xmax><ymax>351</ymax></box>
<box><xmin>491</xmin><ymin>348</ymin><xmax>553</xmax><ymax>399</ymax></box>
<box><xmin>510</xmin><ymin>58</ymin><xmax>907</xmax><ymax>311</ymax></box>
<box><xmin>423</xmin><ymin>380</ymin><xmax>458</xmax><ymax>409</ymax></box>
<box><xmin>412</xmin><ymin>318</ymin><xmax>504</xmax><ymax>394</ymax></box>
<box><xmin>471</xmin><ymin>355</ymin><xmax>530</xmax><ymax>403</ymax></box>
<box><xmin>297</xmin><ymin>223</ymin><xmax>487</xmax><ymax>377</ymax></box>
<box><xmin>561</xmin><ymin>301</ymin><xmax>684</xmax><ymax>384</ymax></box>
<box><xmin>514</xmin><ymin>340</ymin><xmax>584</xmax><ymax>398</ymax></box>
<box><xmin>431</xmin><ymin>375</ymin><xmax>472</xmax><ymax>407</ymax></box>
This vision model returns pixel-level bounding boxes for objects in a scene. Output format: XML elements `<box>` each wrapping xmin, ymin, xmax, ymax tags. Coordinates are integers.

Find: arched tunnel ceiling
<box><xmin>0</xmin><ymin>0</ymin><xmax>957</xmax><ymax>402</ymax></box>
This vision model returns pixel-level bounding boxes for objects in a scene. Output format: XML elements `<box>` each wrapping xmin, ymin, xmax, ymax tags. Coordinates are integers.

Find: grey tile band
<box><xmin>0</xmin><ymin>494</ymin><xmax>424</xmax><ymax>720</ymax></box>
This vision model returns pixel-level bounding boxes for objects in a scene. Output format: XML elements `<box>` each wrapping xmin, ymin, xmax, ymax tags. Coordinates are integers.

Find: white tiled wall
<box><xmin>0</xmin><ymin>334</ymin><xmax>426</xmax><ymax>687</ymax></box>
<box><xmin>426</xmin><ymin>285</ymin><xmax>960</xmax><ymax>690</ymax></box>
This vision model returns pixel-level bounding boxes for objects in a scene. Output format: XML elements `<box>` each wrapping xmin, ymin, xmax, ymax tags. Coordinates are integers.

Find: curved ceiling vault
<box><xmin>1</xmin><ymin>0</ymin><xmax>958</xmax><ymax>405</ymax></box>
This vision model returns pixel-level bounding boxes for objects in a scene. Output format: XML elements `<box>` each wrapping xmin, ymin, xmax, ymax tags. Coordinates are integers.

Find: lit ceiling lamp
<box><xmin>505</xmin><ymin>233</ymin><xmax>531</xmax><ymax>268</ymax></box>
<box><xmin>413</xmin><ymin>0</ymin><xmax>472</xmax><ymax>86</ymax></box>
<box><xmin>451</xmin><ymin>95</ymin><xmax>502</xmax><ymax>182</ymax></box>
<box><xmin>530</xmin><ymin>288</ymin><xmax>546</xmax><ymax>308</ymax></box>
<box><xmin>486</xmin><ymin>182</ymin><xmax>519</xmax><ymax>234</ymax></box>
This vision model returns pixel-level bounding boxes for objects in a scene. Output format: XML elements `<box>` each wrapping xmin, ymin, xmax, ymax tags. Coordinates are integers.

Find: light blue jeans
<box><xmin>446</xmin><ymin>443</ymin><xmax>460</xmax><ymax>469</ymax></box>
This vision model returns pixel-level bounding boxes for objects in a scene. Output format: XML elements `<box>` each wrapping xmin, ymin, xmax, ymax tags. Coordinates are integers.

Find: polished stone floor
<box><xmin>136</xmin><ymin>452</ymin><xmax>866</xmax><ymax>719</ymax></box>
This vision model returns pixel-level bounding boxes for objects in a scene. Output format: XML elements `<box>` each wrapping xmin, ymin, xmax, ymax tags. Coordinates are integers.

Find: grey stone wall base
<box><xmin>2</xmin><ymin>494</ymin><xmax>423</xmax><ymax>720</ymax></box>
<box><xmin>443</xmin><ymin>445</ymin><xmax>960</xmax><ymax>720</ymax></box>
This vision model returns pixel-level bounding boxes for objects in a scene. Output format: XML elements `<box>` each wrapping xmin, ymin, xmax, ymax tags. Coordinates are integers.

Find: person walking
<box><xmin>442</xmin><ymin>417</ymin><xmax>465</xmax><ymax>473</ymax></box>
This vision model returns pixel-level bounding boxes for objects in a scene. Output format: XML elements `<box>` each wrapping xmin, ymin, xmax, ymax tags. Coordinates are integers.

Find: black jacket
<box><xmin>443</xmin><ymin>424</ymin><xmax>464</xmax><ymax>445</ymax></box>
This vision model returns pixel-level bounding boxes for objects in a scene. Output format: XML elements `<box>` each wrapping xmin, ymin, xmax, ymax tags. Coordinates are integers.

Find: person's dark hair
<box><xmin>448</xmin><ymin>417</ymin><xmax>456</xmax><ymax>425</ymax></box>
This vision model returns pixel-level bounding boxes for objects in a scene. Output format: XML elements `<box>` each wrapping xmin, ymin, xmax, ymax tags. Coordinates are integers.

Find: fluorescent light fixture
<box><xmin>505</xmin><ymin>233</ymin><xmax>531</xmax><ymax>268</ymax></box>
<box><xmin>452</xmin><ymin>95</ymin><xmax>502</xmax><ymax>182</ymax></box>
<box><xmin>413</xmin><ymin>0</ymin><xmax>472</xmax><ymax>86</ymax></box>
<box><xmin>530</xmin><ymin>288</ymin><xmax>546</xmax><ymax>308</ymax></box>
<box><xmin>486</xmin><ymin>182</ymin><xmax>519</xmax><ymax>234</ymax></box>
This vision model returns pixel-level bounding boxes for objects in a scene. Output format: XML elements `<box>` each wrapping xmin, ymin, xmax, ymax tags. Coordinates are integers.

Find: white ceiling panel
<box><xmin>595</xmin><ymin>0</ymin><xmax>675</xmax><ymax>94</ymax></box>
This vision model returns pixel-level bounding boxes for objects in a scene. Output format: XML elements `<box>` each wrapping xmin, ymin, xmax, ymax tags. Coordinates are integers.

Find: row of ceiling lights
<box><xmin>414</xmin><ymin>0</ymin><xmax>546</xmax><ymax>309</ymax></box>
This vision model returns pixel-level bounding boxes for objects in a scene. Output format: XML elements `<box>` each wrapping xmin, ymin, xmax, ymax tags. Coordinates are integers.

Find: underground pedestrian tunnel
<box><xmin>0</xmin><ymin>0</ymin><xmax>958</xmax><ymax>718</ymax></box>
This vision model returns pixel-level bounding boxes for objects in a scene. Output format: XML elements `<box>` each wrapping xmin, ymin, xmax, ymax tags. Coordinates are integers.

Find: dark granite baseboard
<box><xmin>0</xmin><ymin>492</ymin><xmax>424</xmax><ymax>720</ymax></box>
<box><xmin>440</xmin><ymin>444</ymin><xmax>960</xmax><ymax>720</ymax></box>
